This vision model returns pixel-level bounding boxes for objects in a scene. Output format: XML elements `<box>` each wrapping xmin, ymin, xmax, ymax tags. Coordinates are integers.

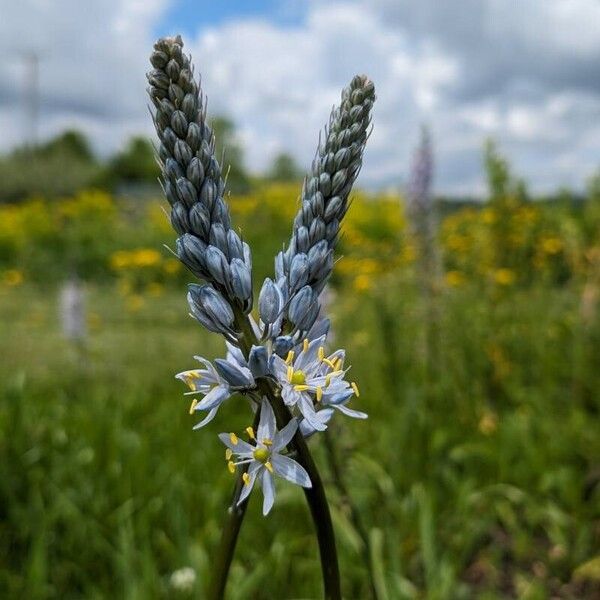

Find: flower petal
<box><xmin>272</xmin><ymin>418</ymin><xmax>298</xmax><ymax>451</ymax></box>
<box><xmin>257</xmin><ymin>398</ymin><xmax>276</xmax><ymax>441</ymax></box>
<box><xmin>334</xmin><ymin>403</ymin><xmax>368</xmax><ymax>419</ymax></box>
<box><xmin>192</xmin><ymin>406</ymin><xmax>219</xmax><ymax>430</ymax></box>
<box><xmin>237</xmin><ymin>469</ymin><xmax>258</xmax><ymax>506</ymax></box>
<box><xmin>299</xmin><ymin>408</ymin><xmax>335</xmax><ymax>437</ymax></box>
<box><xmin>270</xmin><ymin>354</ymin><xmax>289</xmax><ymax>380</ymax></box>
<box><xmin>298</xmin><ymin>394</ymin><xmax>327</xmax><ymax>431</ymax></box>
<box><xmin>218</xmin><ymin>433</ymin><xmax>254</xmax><ymax>454</ymax></box>
<box><xmin>296</xmin><ymin>335</ymin><xmax>326</xmax><ymax>371</ymax></box>
<box><xmin>271</xmin><ymin>454</ymin><xmax>312</xmax><ymax>488</ymax></box>
<box><xmin>261</xmin><ymin>470</ymin><xmax>276</xmax><ymax>515</ymax></box>
<box><xmin>197</xmin><ymin>385</ymin><xmax>230</xmax><ymax>410</ymax></box>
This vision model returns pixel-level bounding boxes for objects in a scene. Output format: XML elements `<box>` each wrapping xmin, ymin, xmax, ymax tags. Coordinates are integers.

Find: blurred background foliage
<box><xmin>0</xmin><ymin>128</ymin><xmax>599</xmax><ymax>599</ymax></box>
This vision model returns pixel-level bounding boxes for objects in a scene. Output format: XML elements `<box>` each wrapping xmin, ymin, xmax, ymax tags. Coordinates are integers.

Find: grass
<box><xmin>0</xmin><ymin>277</ymin><xmax>599</xmax><ymax>599</ymax></box>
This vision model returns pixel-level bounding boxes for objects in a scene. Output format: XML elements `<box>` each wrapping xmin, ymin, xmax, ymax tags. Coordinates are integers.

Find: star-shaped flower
<box><xmin>219</xmin><ymin>399</ymin><xmax>312</xmax><ymax>515</ymax></box>
<box><xmin>270</xmin><ymin>335</ymin><xmax>364</xmax><ymax>431</ymax></box>
<box><xmin>176</xmin><ymin>355</ymin><xmax>254</xmax><ymax>429</ymax></box>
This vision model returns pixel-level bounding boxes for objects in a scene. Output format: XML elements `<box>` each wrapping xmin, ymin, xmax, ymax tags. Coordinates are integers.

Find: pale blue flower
<box><xmin>176</xmin><ymin>355</ymin><xmax>254</xmax><ymax>429</ymax></box>
<box><xmin>270</xmin><ymin>335</ymin><xmax>365</xmax><ymax>431</ymax></box>
<box><xmin>219</xmin><ymin>399</ymin><xmax>311</xmax><ymax>515</ymax></box>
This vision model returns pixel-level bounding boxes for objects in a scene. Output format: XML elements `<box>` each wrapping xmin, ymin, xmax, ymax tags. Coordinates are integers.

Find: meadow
<box><xmin>1</xmin><ymin>183</ymin><xmax>600</xmax><ymax>598</ymax></box>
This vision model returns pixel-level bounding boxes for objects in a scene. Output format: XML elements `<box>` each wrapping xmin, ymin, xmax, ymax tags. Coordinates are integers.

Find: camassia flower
<box><xmin>270</xmin><ymin>335</ymin><xmax>365</xmax><ymax>431</ymax></box>
<box><xmin>219</xmin><ymin>399</ymin><xmax>311</xmax><ymax>515</ymax></box>
<box><xmin>176</xmin><ymin>356</ymin><xmax>255</xmax><ymax>429</ymax></box>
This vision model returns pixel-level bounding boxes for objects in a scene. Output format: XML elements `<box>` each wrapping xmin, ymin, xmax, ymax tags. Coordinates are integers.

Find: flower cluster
<box><xmin>148</xmin><ymin>35</ymin><xmax>374</xmax><ymax>514</ymax></box>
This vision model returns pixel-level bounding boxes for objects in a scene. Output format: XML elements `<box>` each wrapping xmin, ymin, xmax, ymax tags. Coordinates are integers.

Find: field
<box><xmin>1</xmin><ymin>186</ymin><xmax>600</xmax><ymax>598</ymax></box>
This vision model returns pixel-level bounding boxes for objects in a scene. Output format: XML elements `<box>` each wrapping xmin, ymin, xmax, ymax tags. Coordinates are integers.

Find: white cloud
<box><xmin>0</xmin><ymin>0</ymin><xmax>166</xmax><ymax>151</ymax></box>
<box><xmin>0</xmin><ymin>0</ymin><xmax>599</xmax><ymax>194</ymax></box>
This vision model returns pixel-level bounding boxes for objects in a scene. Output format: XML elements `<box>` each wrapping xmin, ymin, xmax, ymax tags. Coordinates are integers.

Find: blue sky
<box><xmin>159</xmin><ymin>0</ymin><xmax>305</xmax><ymax>37</ymax></box>
<box><xmin>2</xmin><ymin>0</ymin><xmax>600</xmax><ymax>194</ymax></box>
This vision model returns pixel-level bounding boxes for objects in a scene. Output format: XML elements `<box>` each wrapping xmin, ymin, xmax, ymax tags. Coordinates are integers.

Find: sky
<box><xmin>1</xmin><ymin>0</ymin><xmax>599</xmax><ymax>195</ymax></box>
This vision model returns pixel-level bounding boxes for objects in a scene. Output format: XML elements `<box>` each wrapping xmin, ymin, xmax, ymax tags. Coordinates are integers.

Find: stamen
<box><xmin>323</xmin><ymin>358</ymin><xmax>336</xmax><ymax>369</ymax></box>
<box><xmin>294</xmin><ymin>384</ymin><xmax>310</xmax><ymax>392</ymax></box>
<box><xmin>262</xmin><ymin>438</ymin><xmax>273</xmax><ymax>446</ymax></box>
<box><xmin>230</xmin><ymin>432</ymin><xmax>238</xmax><ymax>445</ymax></box>
<box><xmin>351</xmin><ymin>382</ymin><xmax>360</xmax><ymax>397</ymax></box>
<box><xmin>325</xmin><ymin>374</ymin><xmax>332</xmax><ymax>387</ymax></box>
<box><xmin>242</xmin><ymin>472</ymin><xmax>250</xmax><ymax>486</ymax></box>
<box><xmin>188</xmin><ymin>398</ymin><xmax>199</xmax><ymax>415</ymax></box>
<box><xmin>287</xmin><ymin>366</ymin><xmax>293</xmax><ymax>382</ymax></box>
<box><xmin>265</xmin><ymin>461</ymin><xmax>273</xmax><ymax>473</ymax></box>
<box><xmin>227</xmin><ymin>461</ymin><xmax>235</xmax><ymax>474</ymax></box>
<box><xmin>285</xmin><ymin>350</ymin><xmax>295</xmax><ymax>365</ymax></box>
<box><xmin>335</xmin><ymin>358</ymin><xmax>343</xmax><ymax>370</ymax></box>
<box><xmin>246</xmin><ymin>426</ymin><xmax>255</xmax><ymax>440</ymax></box>
<box><xmin>303</xmin><ymin>338</ymin><xmax>309</xmax><ymax>352</ymax></box>
<box><xmin>318</xmin><ymin>346</ymin><xmax>325</xmax><ymax>361</ymax></box>
<box><xmin>225</xmin><ymin>449</ymin><xmax>233</xmax><ymax>460</ymax></box>
<box><xmin>316</xmin><ymin>386</ymin><xmax>323</xmax><ymax>402</ymax></box>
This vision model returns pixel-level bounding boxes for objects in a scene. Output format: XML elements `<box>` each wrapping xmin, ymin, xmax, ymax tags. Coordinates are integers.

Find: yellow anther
<box><xmin>225</xmin><ymin>449</ymin><xmax>233</xmax><ymax>460</ymax></box>
<box><xmin>245</xmin><ymin>426</ymin><xmax>255</xmax><ymax>440</ymax></box>
<box><xmin>285</xmin><ymin>350</ymin><xmax>295</xmax><ymax>365</ymax></box>
<box><xmin>290</xmin><ymin>370</ymin><xmax>306</xmax><ymax>385</ymax></box>
<box><xmin>188</xmin><ymin>381</ymin><xmax>197</xmax><ymax>392</ymax></box>
<box><xmin>253</xmin><ymin>447</ymin><xmax>270</xmax><ymax>463</ymax></box>
<box><xmin>294</xmin><ymin>384</ymin><xmax>310</xmax><ymax>392</ymax></box>
<box><xmin>265</xmin><ymin>461</ymin><xmax>274</xmax><ymax>473</ymax></box>
<box><xmin>335</xmin><ymin>358</ymin><xmax>344</xmax><ymax>370</ymax></box>
<box><xmin>318</xmin><ymin>346</ymin><xmax>325</xmax><ymax>361</ymax></box>
<box><xmin>287</xmin><ymin>366</ymin><xmax>294</xmax><ymax>382</ymax></box>
<box><xmin>323</xmin><ymin>358</ymin><xmax>337</xmax><ymax>370</ymax></box>
<box><xmin>188</xmin><ymin>398</ymin><xmax>199</xmax><ymax>415</ymax></box>
<box><xmin>351</xmin><ymin>382</ymin><xmax>360</xmax><ymax>397</ymax></box>
<box><xmin>227</xmin><ymin>461</ymin><xmax>235</xmax><ymax>474</ymax></box>
<box><xmin>316</xmin><ymin>386</ymin><xmax>323</xmax><ymax>402</ymax></box>
<box><xmin>303</xmin><ymin>338</ymin><xmax>309</xmax><ymax>352</ymax></box>
<box><xmin>242</xmin><ymin>472</ymin><xmax>250</xmax><ymax>486</ymax></box>
<box><xmin>230</xmin><ymin>432</ymin><xmax>238</xmax><ymax>445</ymax></box>
<box><xmin>325</xmin><ymin>374</ymin><xmax>332</xmax><ymax>387</ymax></box>
<box><xmin>262</xmin><ymin>438</ymin><xmax>273</xmax><ymax>446</ymax></box>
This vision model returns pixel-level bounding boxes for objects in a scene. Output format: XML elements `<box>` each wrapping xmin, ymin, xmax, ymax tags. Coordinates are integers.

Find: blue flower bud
<box><xmin>227</xmin><ymin>230</ymin><xmax>244</xmax><ymax>260</ymax></box>
<box><xmin>248</xmin><ymin>345</ymin><xmax>269</xmax><ymax>378</ymax></box>
<box><xmin>289</xmin><ymin>253</ymin><xmax>309</xmax><ymax>291</ymax></box>
<box><xmin>177</xmin><ymin>234</ymin><xmax>207</xmax><ymax>276</ymax></box>
<box><xmin>242</xmin><ymin>241</ymin><xmax>252</xmax><ymax>269</ymax></box>
<box><xmin>272</xmin><ymin>336</ymin><xmax>294</xmax><ymax>358</ymax></box>
<box><xmin>214</xmin><ymin>358</ymin><xmax>254</xmax><ymax>388</ymax></box>
<box><xmin>230</xmin><ymin>258</ymin><xmax>252</xmax><ymax>302</ymax></box>
<box><xmin>209</xmin><ymin>223</ymin><xmax>228</xmax><ymax>255</ymax></box>
<box><xmin>188</xmin><ymin>284</ymin><xmax>234</xmax><ymax>333</ymax></box>
<box><xmin>288</xmin><ymin>285</ymin><xmax>319</xmax><ymax>331</ymax></box>
<box><xmin>258</xmin><ymin>278</ymin><xmax>283</xmax><ymax>325</ymax></box>
<box><xmin>204</xmin><ymin>245</ymin><xmax>229</xmax><ymax>285</ymax></box>
<box><xmin>176</xmin><ymin>177</ymin><xmax>196</xmax><ymax>208</ymax></box>
<box><xmin>188</xmin><ymin>203</ymin><xmax>210</xmax><ymax>238</ymax></box>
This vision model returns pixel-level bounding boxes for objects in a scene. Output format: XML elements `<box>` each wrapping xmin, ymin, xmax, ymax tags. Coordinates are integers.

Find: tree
<box><xmin>108</xmin><ymin>136</ymin><xmax>159</xmax><ymax>184</ymax></box>
<box><xmin>268</xmin><ymin>152</ymin><xmax>302</xmax><ymax>182</ymax></box>
<box><xmin>211</xmin><ymin>116</ymin><xmax>250</xmax><ymax>193</ymax></box>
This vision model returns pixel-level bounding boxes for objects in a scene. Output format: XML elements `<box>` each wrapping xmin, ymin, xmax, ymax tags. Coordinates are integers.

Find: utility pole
<box><xmin>23</xmin><ymin>51</ymin><xmax>39</xmax><ymax>147</ymax></box>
